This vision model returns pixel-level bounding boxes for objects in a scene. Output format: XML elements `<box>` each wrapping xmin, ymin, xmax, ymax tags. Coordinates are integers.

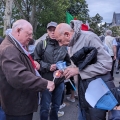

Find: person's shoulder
<box><xmin>105</xmin><ymin>35</ymin><xmax>113</xmax><ymax>39</ymax></box>
<box><xmin>35</xmin><ymin>39</ymin><xmax>44</xmax><ymax>46</ymax></box>
<box><xmin>81</xmin><ymin>30</ymin><xmax>98</xmax><ymax>40</ymax></box>
<box><xmin>81</xmin><ymin>30</ymin><xmax>96</xmax><ymax>36</ymax></box>
<box><xmin>35</xmin><ymin>38</ymin><xmax>47</xmax><ymax>46</ymax></box>
<box><xmin>0</xmin><ymin>40</ymin><xmax>18</xmax><ymax>57</ymax></box>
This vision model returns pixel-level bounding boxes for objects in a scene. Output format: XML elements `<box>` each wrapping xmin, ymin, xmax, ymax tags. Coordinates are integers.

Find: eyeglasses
<box><xmin>26</xmin><ymin>32</ymin><xmax>34</xmax><ymax>37</ymax></box>
<box><xmin>20</xmin><ymin>28</ymin><xmax>34</xmax><ymax>37</ymax></box>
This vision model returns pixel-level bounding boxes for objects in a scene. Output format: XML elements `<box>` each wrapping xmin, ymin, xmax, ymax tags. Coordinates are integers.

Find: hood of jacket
<box><xmin>69</xmin><ymin>20</ymin><xmax>82</xmax><ymax>47</ymax></box>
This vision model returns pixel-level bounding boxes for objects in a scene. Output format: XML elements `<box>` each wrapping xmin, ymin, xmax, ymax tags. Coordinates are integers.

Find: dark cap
<box><xmin>47</xmin><ymin>21</ymin><xmax>57</xmax><ymax>29</ymax></box>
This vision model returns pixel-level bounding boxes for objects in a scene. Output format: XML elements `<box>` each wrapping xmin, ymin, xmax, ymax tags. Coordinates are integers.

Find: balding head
<box><xmin>55</xmin><ymin>23</ymin><xmax>74</xmax><ymax>46</ymax></box>
<box><xmin>55</xmin><ymin>23</ymin><xmax>73</xmax><ymax>35</ymax></box>
<box><xmin>12</xmin><ymin>19</ymin><xmax>32</xmax><ymax>31</ymax></box>
<box><xmin>11</xmin><ymin>19</ymin><xmax>33</xmax><ymax>46</ymax></box>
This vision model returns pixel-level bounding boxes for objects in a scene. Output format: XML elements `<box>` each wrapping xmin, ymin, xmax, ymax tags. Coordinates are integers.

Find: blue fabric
<box><xmin>0</xmin><ymin>106</ymin><xmax>6</xmax><ymax>120</ymax></box>
<box><xmin>40</xmin><ymin>82</ymin><xmax>64</xmax><ymax>120</ymax></box>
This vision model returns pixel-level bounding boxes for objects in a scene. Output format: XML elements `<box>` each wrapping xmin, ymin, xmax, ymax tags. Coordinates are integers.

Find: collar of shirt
<box><xmin>8</xmin><ymin>33</ymin><xmax>29</xmax><ymax>56</ymax></box>
<box><xmin>8</xmin><ymin>33</ymin><xmax>40</xmax><ymax>76</ymax></box>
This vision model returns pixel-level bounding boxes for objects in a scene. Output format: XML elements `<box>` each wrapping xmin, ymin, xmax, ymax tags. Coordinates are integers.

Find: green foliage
<box><xmin>11</xmin><ymin>0</ymin><xmax>70</xmax><ymax>39</ymax></box>
<box><xmin>0</xmin><ymin>28</ymin><xmax>3</xmax><ymax>37</ymax></box>
<box><xmin>89</xmin><ymin>13</ymin><xmax>103</xmax><ymax>35</ymax></box>
<box><xmin>0</xmin><ymin>1</ymin><xmax>5</xmax><ymax>36</ymax></box>
<box><xmin>36</xmin><ymin>0</ymin><xmax>69</xmax><ymax>38</ymax></box>
<box><xmin>102</xmin><ymin>22</ymin><xmax>120</xmax><ymax>37</ymax></box>
<box><xmin>67</xmin><ymin>0</ymin><xmax>89</xmax><ymax>22</ymax></box>
<box><xmin>0</xmin><ymin>0</ymin><xmax>106</xmax><ymax>38</ymax></box>
<box><xmin>110</xmin><ymin>26</ymin><xmax>120</xmax><ymax>37</ymax></box>
<box><xmin>10</xmin><ymin>0</ymin><xmax>89</xmax><ymax>38</ymax></box>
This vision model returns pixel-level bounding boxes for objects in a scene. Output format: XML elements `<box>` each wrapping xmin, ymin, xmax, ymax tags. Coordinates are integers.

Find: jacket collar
<box><xmin>7</xmin><ymin>35</ymin><xmax>26</xmax><ymax>55</ymax></box>
<box><xmin>47</xmin><ymin>36</ymin><xmax>59</xmax><ymax>46</ymax></box>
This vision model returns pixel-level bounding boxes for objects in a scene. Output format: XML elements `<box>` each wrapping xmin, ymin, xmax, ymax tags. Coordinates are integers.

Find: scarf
<box><xmin>68</xmin><ymin>20</ymin><xmax>82</xmax><ymax>47</ymax></box>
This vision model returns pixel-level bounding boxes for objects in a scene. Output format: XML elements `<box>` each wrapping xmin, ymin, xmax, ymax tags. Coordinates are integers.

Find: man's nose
<box><xmin>51</xmin><ymin>31</ymin><xmax>55</xmax><ymax>33</ymax></box>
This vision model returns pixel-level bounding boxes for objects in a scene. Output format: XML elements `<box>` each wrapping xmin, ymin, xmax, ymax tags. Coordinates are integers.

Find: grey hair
<box><xmin>105</xmin><ymin>30</ymin><xmax>112</xmax><ymax>35</ymax></box>
<box><xmin>12</xmin><ymin>21</ymin><xmax>22</xmax><ymax>30</ymax></box>
<box><xmin>12</xmin><ymin>19</ymin><xmax>31</xmax><ymax>30</ymax></box>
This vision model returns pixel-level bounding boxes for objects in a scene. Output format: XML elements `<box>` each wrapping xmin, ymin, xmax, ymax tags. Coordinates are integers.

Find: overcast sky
<box><xmin>86</xmin><ymin>0</ymin><xmax>120</xmax><ymax>23</ymax></box>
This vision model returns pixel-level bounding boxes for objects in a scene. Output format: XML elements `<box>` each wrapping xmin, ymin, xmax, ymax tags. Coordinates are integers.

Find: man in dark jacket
<box><xmin>34</xmin><ymin>21</ymin><xmax>71</xmax><ymax>120</ymax></box>
<box><xmin>0</xmin><ymin>19</ymin><xmax>55</xmax><ymax>120</ymax></box>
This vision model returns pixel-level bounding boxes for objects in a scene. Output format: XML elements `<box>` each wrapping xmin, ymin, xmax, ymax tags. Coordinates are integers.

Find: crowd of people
<box><xmin>0</xmin><ymin>19</ymin><xmax>120</xmax><ymax>120</ymax></box>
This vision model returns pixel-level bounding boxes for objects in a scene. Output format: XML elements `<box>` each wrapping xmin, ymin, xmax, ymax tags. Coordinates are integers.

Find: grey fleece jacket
<box><xmin>69</xmin><ymin>20</ymin><xmax>112</xmax><ymax>80</ymax></box>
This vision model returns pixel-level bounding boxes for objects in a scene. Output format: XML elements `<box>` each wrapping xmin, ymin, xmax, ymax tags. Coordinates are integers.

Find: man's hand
<box><xmin>50</xmin><ymin>64</ymin><xmax>56</xmax><ymax>71</ymax></box>
<box><xmin>47</xmin><ymin>81</ymin><xmax>55</xmax><ymax>91</ymax></box>
<box><xmin>34</xmin><ymin>61</ymin><xmax>40</xmax><ymax>70</ymax></box>
<box><xmin>63</xmin><ymin>67</ymin><xmax>79</xmax><ymax>79</ymax></box>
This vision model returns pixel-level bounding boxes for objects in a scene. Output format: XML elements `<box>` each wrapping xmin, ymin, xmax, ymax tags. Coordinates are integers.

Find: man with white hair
<box><xmin>0</xmin><ymin>19</ymin><xmax>55</xmax><ymax>120</ymax></box>
<box><xmin>105</xmin><ymin>29</ymin><xmax>117</xmax><ymax>77</ymax></box>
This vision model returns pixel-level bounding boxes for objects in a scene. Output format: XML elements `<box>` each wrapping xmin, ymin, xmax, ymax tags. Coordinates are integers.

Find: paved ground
<box><xmin>33</xmin><ymin>94</ymin><xmax>79</xmax><ymax>120</ymax></box>
<box><xmin>33</xmin><ymin>68</ymin><xmax>120</xmax><ymax>120</ymax></box>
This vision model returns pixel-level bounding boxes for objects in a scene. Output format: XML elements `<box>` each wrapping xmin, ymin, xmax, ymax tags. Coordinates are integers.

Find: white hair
<box><xmin>105</xmin><ymin>30</ymin><xmax>112</xmax><ymax>35</ymax></box>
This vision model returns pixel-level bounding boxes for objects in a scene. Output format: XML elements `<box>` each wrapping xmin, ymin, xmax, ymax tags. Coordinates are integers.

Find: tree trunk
<box><xmin>3</xmin><ymin>0</ymin><xmax>13</xmax><ymax>36</ymax></box>
<box><xmin>30</xmin><ymin>0</ymin><xmax>38</xmax><ymax>33</ymax></box>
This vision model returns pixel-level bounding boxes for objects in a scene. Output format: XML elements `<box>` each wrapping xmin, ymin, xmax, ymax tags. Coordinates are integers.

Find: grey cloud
<box><xmin>86</xmin><ymin>0</ymin><xmax>120</xmax><ymax>23</ymax></box>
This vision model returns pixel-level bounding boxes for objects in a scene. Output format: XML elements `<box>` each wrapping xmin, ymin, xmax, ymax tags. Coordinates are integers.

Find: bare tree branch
<box><xmin>14</xmin><ymin>0</ymin><xmax>27</xmax><ymax>19</ymax></box>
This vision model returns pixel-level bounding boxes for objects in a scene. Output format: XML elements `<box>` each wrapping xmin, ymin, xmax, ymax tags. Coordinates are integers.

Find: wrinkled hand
<box><xmin>34</xmin><ymin>61</ymin><xmax>40</xmax><ymax>70</ymax></box>
<box><xmin>63</xmin><ymin>67</ymin><xmax>79</xmax><ymax>79</ymax></box>
<box><xmin>47</xmin><ymin>81</ymin><xmax>55</xmax><ymax>91</ymax></box>
<box><xmin>50</xmin><ymin>64</ymin><xmax>56</xmax><ymax>71</ymax></box>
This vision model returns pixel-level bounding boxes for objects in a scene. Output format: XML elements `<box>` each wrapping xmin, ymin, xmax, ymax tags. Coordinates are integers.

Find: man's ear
<box><xmin>64</xmin><ymin>32</ymin><xmax>69</xmax><ymax>37</ymax></box>
<box><xmin>17</xmin><ymin>28</ymin><xmax>21</xmax><ymax>33</ymax></box>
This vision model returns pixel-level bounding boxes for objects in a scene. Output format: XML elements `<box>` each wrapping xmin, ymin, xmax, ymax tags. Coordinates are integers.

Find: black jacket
<box><xmin>34</xmin><ymin>37</ymin><xmax>71</xmax><ymax>82</ymax></box>
<box><xmin>71</xmin><ymin>47</ymin><xmax>97</xmax><ymax>70</ymax></box>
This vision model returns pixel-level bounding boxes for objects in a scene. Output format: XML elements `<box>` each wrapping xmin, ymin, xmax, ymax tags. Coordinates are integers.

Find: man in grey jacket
<box><xmin>54</xmin><ymin>20</ymin><xmax>115</xmax><ymax>120</ymax></box>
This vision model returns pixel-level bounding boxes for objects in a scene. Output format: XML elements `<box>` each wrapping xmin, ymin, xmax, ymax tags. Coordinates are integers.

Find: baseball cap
<box><xmin>47</xmin><ymin>21</ymin><xmax>57</xmax><ymax>29</ymax></box>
